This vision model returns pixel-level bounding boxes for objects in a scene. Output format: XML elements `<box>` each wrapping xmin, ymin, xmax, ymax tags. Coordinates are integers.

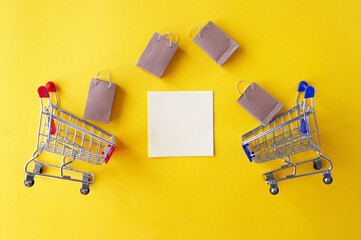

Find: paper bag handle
<box><xmin>94</xmin><ymin>70</ymin><xmax>112</xmax><ymax>88</ymax></box>
<box><xmin>157</xmin><ymin>32</ymin><xmax>178</xmax><ymax>47</ymax></box>
<box><xmin>236</xmin><ymin>80</ymin><xmax>255</xmax><ymax>101</ymax></box>
<box><xmin>188</xmin><ymin>23</ymin><xmax>211</xmax><ymax>39</ymax></box>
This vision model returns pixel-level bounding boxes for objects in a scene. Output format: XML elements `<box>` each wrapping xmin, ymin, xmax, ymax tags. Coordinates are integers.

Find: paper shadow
<box><xmin>222</xmin><ymin>45</ymin><xmax>244</xmax><ymax>68</ymax></box>
<box><xmin>109</xmin><ymin>84</ymin><xmax>125</xmax><ymax>122</ymax></box>
<box><xmin>161</xmin><ymin>47</ymin><xmax>185</xmax><ymax>79</ymax></box>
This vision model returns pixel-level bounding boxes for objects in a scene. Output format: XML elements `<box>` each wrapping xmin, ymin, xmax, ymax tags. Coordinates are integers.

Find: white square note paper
<box><xmin>147</xmin><ymin>91</ymin><xmax>214</xmax><ymax>157</ymax></box>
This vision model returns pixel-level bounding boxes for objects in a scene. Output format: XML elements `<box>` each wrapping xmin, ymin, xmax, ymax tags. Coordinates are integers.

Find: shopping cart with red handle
<box><xmin>242</xmin><ymin>81</ymin><xmax>333</xmax><ymax>195</ymax></box>
<box><xmin>24</xmin><ymin>82</ymin><xmax>115</xmax><ymax>195</ymax></box>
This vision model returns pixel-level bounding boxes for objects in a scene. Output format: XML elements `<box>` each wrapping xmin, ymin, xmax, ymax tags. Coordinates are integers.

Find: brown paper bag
<box><xmin>136</xmin><ymin>32</ymin><xmax>179</xmax><ymax>78</ymax></box>
<box><xmin>83</xmin><ymin>70</ymin><xmax>116</xmax><ymax>124</ymax></box>
<box><xmin>236</xmin><ymin>82</ymin><xmax>283</xmax><ymax>126</ymax></box>
<box><xmin>190</xmin><ymin>21</ymin><xmax>239</xmax><ymax>66</ymax></box>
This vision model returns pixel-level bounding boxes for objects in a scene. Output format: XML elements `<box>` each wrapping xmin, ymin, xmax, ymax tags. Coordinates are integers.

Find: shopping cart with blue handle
<box><xmin>241</xmin><ymin>81</ymin><xmax>333</xmax><ymax>195</ymax></box>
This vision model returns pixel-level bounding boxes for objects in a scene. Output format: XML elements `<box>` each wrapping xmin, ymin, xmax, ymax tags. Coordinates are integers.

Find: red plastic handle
<box><xmin>38</xmin><ymin>86</ymin><xmax>49</xmax><ymax>98</ymax></box>
<box><xmin>104</xmin><ymin>146</ymin><xmax>115</xmax><ymax>164</ymax></box>
<box><xmin>46</xmin><ymin>81</ymin><xmax>56</xmax><ymax>92</ymax></box>
<box><xmin>50</xmin><ymin>119</ymin><xmax>56</xmax><ymax>135</ymax></box>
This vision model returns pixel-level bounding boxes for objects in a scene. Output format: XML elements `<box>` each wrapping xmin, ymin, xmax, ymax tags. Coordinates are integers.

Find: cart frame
<box><xmin>24</xmin><ymin>82</ymin><xmax>115</xmax><ymax>195</ymax></box>
<box><xmin>241</xmin><ymin>81</ymin><xmax>333</xmax><ymax>195</ymax></box>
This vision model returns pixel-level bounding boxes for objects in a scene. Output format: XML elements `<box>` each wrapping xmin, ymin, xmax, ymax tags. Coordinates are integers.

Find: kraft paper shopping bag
<box><xmin>83</xmin><ymin>70</ymin><xmax>116</xmax><ymax>124</ymax></box>
<box><xmin>236</xmin><ymin>81</ymin><xmax>283</xmax><ymax>126</ymax></box>
<box><xmin>189</xmin><ymin>21</ymin><xmax>239</xmax><ymax>66</ymax></box>
<box><xmin>136</xmin><ymin>32</ymin><xmax>179</xmax><ymax>78</ymax></box>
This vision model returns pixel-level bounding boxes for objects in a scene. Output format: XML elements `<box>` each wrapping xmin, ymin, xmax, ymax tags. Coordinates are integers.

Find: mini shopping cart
<box><xmin>241</xmin><ymin>81</ymin><xmax>333</xmax><ymax>195</ymax></box>
<box><xmin>24</xmin><ymin>82</ymin><xmax>115</xmax><ymax>195</ymax></box>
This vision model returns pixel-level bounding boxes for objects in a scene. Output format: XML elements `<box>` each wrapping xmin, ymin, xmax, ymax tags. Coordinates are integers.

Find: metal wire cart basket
<box><xmin>24</xmin><ymin>82</ymin><xmax>115</xmax><ymax>195</ymax></box>
<box><xmin>241</xmin><ymin>81</ymin><xmax>333</xmax><ymax>195</ymax></box>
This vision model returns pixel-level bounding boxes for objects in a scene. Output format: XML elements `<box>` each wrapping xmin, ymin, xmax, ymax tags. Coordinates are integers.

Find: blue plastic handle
<box><xmin>297</xmin><ymin>81</ymin><xmax>308</xmax><ymax>92</ymax></box>
<box><xmin>242</xmin><ymin>144</ymin><xmax>253</xmax><ymax>162</ymax></box>
<box><xmin>304</xmin><ymin>86</ymin><xmax>315</xmax><ymax>99</ymax></box>
<box><xmin>300</xmin><ymin>118</ymin><xmax>307</xmax><ymax>134</ymax></box>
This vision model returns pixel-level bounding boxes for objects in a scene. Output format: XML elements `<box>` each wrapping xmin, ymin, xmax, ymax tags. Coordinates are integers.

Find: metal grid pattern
<box><xmin>242</xmin><ymin>104</ymin><xmax>320</xmax><ymax>163</ymax></box>
<box><xmin>37</xmin><ymin>104</ymin><xmax>115</xmax><ymax>165</ymax></box>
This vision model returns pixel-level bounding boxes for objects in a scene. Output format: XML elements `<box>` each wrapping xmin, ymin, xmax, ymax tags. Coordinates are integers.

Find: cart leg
<box><xmin>80</xmin><ymin>173</ymin><xmax>91</xmax><ymax>195</ymax></box>
<box><xmin>313</xmin><ymin>148</ymin><xmax>333</xmax><ymax>184</ymax></box>
<box><xmin>313</xmin><ymin>147</ymin><xmax>333</xmax><ymax>171</ymax></box>
<box><xmin>264</xmin><ymin>172</ymin><xmax>274</xmax><ymax>182</ymax></box>
<box><xmin>322</xmin><ymin>172</ymin><xmax>333</xmax><ymax>185</ymax></box>
<box><xmin>60</xmin><ymin>156</ymin><xmax>75</xmax><ymax>179</ymax></box>
<box><xmin>312</xmin><ymin>157</ymin><xmax>322</xmax><ymax>170</ymax></box>
<box><xmin>280</xmin><ymin>156</ymin><xmax>296</xmax><ymax>177</ymax></box>
<box><xmin>24</xmin><ymin>150</ymin><xmax>43</xmax><ymax>188</ymax></box>
<box><xmin>24</xmin><ymin>174</ymin><xmax>35</xmax><ymax>187</ymax></box>
<box><xmin>264</xmin><ymin>173</ymin><xmax>279</xmax><ymax>195</ymax></box>
<box><xmin>33</xmin><ymin>161</ymin><xmax>43</xmax><ymax>174</ymax></box>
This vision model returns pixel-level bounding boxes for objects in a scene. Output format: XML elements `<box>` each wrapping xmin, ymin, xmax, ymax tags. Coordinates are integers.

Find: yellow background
<box><xmin>1</xmin><ymin>0</ymin><xmax>361</xmax><ymax>239</ymax></box>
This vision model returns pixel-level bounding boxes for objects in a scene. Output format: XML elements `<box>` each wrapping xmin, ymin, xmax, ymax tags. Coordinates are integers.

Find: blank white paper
<box><xmin>147</xmin><ymin>91</ymin><xmax>214</xmax><ymax>157</ymax></box>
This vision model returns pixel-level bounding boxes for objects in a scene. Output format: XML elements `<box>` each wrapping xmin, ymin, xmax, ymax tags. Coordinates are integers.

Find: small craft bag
<box><xmin>83</xmin><ymin>70</ymin><xmax>116</xmax><ymax>124</ymax></box>
<box><xmin>189</xmin><ymin>21</ymin><xmax>239</xmax><ymax>66</ymax></box>
<box><xmin>236</xmin><ymin>81</ymin><xmax>283</xmax><ymax>126</ymax></box>
<box><xmin>136</xmin><ymin>32</ymin><xmax>179</xmax><ymax>78</ymax></box>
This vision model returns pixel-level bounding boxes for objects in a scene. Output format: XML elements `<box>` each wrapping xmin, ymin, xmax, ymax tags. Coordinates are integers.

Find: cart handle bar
<box><xmin>38</xmin><ymin>82</ymin><xmax>58</xmax><ymax>106</ymax></box>
<box><xmin>38</xmin><ymin>86</ymin><xmax>50</xmax><ymax>98</ymax></box>
<box><xmin>297</xmin><ymin>81</ymin><xmax>315</xmax><ymax>98</ymax></box>
<box><xmin>296</xmin><ymin>81</ymin><xmax>315</xmax><ymax>105</ymax></box>
<box><xmin>46</xmin><ymin>81</ymin><xmax>56</xmax><ymax>92</ymax></box>
<box><xmin>297</xmin><ymin>81</ymin><xmax>308</xmax><ymax>92</ymax></box>
<box><xmin>304</xmin><ymin>86</ymin><xmax>315</xmax><ymax>99</ymax></box>
<box><xmin>37</xmin><ymin>82</ymin><xmax>57</xmax><ymax>97</ymax></box>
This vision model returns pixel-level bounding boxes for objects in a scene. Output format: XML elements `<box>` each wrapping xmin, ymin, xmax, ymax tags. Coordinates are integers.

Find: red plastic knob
<box><xmin>38</xmin><ymin>86</ymin><xmax>49</xmax><ymax>98</ymax></box>
<box><xmin>46</xmin><ymin>81</ymin><xmax>56</xmax><ymax>92</ymax></box>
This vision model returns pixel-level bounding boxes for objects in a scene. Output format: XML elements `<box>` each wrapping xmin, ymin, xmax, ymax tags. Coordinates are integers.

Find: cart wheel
<box><xmin>80</xmin><ymin>187</ymin><xmax>90</xmax><ymax>195</ymax></box>
<box><xmin>313</xmin><ymin>161</ymin><xmax>322</xmax><ymax>170</ymax></box>
<box><xmin>24</xmin><ymin>179</ymin><xmax>34</xmax><ymax>187</ymax></box>
<box><xmin>269</xmin><ymin>187</ymin><xmax>279</xmax><ymax>195</ymax></box>
<box><xmin>323</xmin><ymin>176</ymin><xmax>333</xmax><ymax>185</ymax></box>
